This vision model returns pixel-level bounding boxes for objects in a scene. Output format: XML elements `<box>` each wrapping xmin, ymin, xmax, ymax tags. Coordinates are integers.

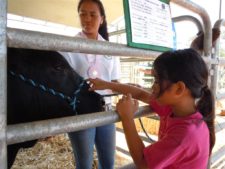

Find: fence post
<box><xmin>0</xmin><ymin>0</ymin><xmax>8</xmax><ymax>168</ymax></box>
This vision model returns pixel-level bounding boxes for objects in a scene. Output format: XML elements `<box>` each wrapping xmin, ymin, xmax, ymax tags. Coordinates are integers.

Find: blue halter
<box><xmin>9</xmin><ymin>71</ymin><xmax>86</xmax><ymax>114</ymax></box>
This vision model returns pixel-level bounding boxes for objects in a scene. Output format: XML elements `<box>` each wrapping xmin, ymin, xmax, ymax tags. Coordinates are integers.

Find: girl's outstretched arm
<box><xmin>88</xmin><ymin>78</ymin><xmax>152</xmax><ymax>104</ymax></box>
<box><xmin>116</xmin><ymin>94</ymin><xmax>148</xmax><ymax>169</ymax></box>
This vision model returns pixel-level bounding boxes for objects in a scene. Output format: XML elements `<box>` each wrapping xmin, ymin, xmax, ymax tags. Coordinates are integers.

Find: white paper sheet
<box><xmin>129</xmin><ymin>0</ymin><xmax>174</xmax><ymax>48</ymax></box>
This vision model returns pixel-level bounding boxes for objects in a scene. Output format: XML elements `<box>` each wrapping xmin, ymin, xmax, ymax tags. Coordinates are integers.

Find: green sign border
<box><xmin>123</xmin><ymin>0</ymin><xmax>173</xmax><ymax>52</ymax></box>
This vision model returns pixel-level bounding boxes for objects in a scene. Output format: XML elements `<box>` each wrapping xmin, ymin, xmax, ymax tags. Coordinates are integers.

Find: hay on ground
<box><xmin>11</xmin><ymin>134</ymin><xmax>131</xmax><ymax>169</ymax></box>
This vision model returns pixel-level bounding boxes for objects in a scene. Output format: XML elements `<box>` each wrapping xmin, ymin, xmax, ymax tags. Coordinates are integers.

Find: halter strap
<box><xmin>9</xmin><ymin>71</ymin><xmax>85</xmax><ymax>114</ymax></box>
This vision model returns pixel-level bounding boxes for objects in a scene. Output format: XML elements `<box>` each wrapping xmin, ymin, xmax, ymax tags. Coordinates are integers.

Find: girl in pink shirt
<box><xmin>88</xmin><ymin>48</ymin><xmax>215</xmax><ymax>169</ymax></box>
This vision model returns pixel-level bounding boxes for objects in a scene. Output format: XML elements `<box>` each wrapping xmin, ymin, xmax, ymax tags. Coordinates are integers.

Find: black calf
<box><xmin>7</xmin><ymin>47</ymin><xmax>104</xmax><ymax>168</ymax></box>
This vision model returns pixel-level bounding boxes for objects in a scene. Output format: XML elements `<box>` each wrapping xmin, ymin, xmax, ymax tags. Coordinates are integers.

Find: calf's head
<box><xmin>7</xmin><ymin>48</ymin><xmax>104</xmax><ymax>124</ymax></box>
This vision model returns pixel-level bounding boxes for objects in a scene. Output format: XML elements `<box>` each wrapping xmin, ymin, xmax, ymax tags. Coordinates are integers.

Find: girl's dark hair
<box><xmin>153</xmin><ymin>48</ymin><xmax>215</xmax><ymax>154</ymax></box>
<box><xmin>78</xmin><ymin>0</ymin><xmax>109</xmax><ymax>41</ymax></box>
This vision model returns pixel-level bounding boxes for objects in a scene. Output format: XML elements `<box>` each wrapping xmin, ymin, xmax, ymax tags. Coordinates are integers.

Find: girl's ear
<box><xmin>174</xmin><ymin>81</ymin><xmax>186</xmax><ymax>96</ymax></box>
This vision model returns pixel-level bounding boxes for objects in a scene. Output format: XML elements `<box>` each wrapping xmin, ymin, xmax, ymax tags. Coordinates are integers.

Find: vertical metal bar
<box><xmin>219</xmin><ymin>0</ymin><xmax>222</xmax><ymax>19</ymax></box>
<box><xmin>0</xmin><ymin>0</ymin><xmax>7</xmax><ymax>168</ymax></box>
<box><xmin>213</xmin><ymin>19</ymin><xmax>225</xmax><ymax>99</ymax></box>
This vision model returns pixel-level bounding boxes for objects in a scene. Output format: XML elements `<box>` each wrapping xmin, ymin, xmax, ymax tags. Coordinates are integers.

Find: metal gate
<box><xmin>1</xmin><ymin>0</ymin><xmax>225</xmax><ymax>168</ymax></box>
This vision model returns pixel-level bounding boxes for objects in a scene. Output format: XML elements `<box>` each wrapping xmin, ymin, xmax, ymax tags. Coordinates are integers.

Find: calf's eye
<box><xmin>54</xmin><ymin>65</ymin><xmax>65</xmax><ymax>72</ymax></box>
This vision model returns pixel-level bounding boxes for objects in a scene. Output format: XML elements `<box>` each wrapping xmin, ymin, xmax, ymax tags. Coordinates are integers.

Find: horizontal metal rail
<box><xmin>109</xmin><ymin>29</ymin><xmax>126</xmax><ymax>37</ymax></box>
<box><xmin>7</xmin><ymin>28</ymin><xmax>220</xmax><ymax>66</ymax></box>
<box><xmin>7</xmin><ymin>28</ymin><xmax>160</xmax><ymax>59</ymax></box>
<box><xmin>7</xmin><ymin>106</ymin><xmax>151</xmax><ymax>145</ymax></box>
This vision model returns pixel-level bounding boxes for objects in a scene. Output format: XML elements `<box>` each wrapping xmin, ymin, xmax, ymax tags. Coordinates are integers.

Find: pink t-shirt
<box><xmin>143</xmin><ymin>100</ymin><xmax>209</xmax><ymax>169</ymax></box>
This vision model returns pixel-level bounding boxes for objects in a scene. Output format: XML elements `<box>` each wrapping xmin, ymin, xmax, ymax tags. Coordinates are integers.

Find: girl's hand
<box><xmin>87</xmin><ymin>78</ymin><xmax>109</xmax><ymax>91</ymax></box>
<box><xmin>116</xmin><ymin>94</ymin><xmax>139</xmax><ymax>121</ymax></box>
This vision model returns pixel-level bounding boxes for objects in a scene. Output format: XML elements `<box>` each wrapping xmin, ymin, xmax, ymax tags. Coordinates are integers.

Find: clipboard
<box><xmin>123</xmin><ymin>0</ymin><xmax>176</xmax><ymax>52</ymax></box>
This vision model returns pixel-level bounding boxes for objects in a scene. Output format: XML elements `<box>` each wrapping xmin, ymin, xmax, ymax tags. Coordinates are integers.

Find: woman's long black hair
<box><xmin>78</xmin><ymin>0</ymin><xmax>109</xmax><ymax>41</ymax></box>
<box><xmin>153</xmin><ymin>48</ymin><xmax>215</xmax><ymax>154</ymax></box>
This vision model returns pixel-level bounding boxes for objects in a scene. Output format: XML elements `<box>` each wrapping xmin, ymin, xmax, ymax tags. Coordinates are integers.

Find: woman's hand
<box><xmin>116</xmin><ymin>94</ymin><xmax>139</xmax><ymax>121</ymax></box>
<box><xmin>87</xmin><ymin>78</ymin><xmax>109</xmax><ymax>91</ymax></box>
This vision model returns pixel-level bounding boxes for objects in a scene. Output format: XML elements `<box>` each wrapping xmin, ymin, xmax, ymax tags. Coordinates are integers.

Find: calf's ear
<box><xmin>212</xmin><ymin>28</ymin><xmax>221</xmax><ymax>47</ymax></box>
<box><xmin>190</xmin><ymin>30</ymin><xmax>204</xmax><ymax>51</ymax></box>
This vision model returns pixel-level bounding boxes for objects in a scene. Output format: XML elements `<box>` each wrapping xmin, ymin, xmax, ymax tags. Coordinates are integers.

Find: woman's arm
<box><xmin>88</xmin><ymin>78</ymin><xmax>152</xmax><ymax>104</ymax></box>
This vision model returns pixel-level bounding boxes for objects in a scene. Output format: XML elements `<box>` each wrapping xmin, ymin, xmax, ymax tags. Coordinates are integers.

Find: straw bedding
<box><xmin>10</xmin><ymin>133</ymin><xmax>131</xmax><ymax>169</ymax></box>
<box><xmin>11</xmin><ymin>118</ymin><xmax>159</xmax><ymax>169</ymax></box>
<box><xmin>11</xmin><ymin>134</ymin><xmax>77</xmax><ymax>169</ymax></box>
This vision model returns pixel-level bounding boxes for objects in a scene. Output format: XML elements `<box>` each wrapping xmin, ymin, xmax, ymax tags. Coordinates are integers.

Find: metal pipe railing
<box><xmin>7</xmin><ymin>28</ymin><xmax>219</xmax><ymax>64</ymax></box>
<box><xmin>109</xmin><ymin>29</ymin><xmax>126</xmax><ymax>37</ymax></box>
<box><xmin>172</xmin><ymin>15</ymin><xmax>203</xmax><ymax>32</ymax></box>
<box><xmin>7</xmin><ymin>106</ymin><xmax>151</xmax><ymax>145</ymax></box>
<box><xmin>109</xmin><ymin>15</ymin><xmax>203</xmax><ymax>39</ymax></box>
<box><xmin>171</xmin><ymin>0</ymin><xmax>212</xmax><ymax>56</ymax></box>
<box><xmin>0</xmin><ymin>1</ymin><xmax>219</xmax><ymax>169</ymax></box>
<box><xmin>213</xmin><ymin>19</ymin><xmax>225</xmax><ymax>100</ymax></box>
<box><xmin>0</xmin><ymin>0</ymin><xmax>7</xmax><ymax>168</ymax></box>
<box><xmin>5</xmin><ymin>0</ymin><xmax>217</xmax><ymax>148</ymax></box>
<box><xmin>7</xmin><ymin>28</ymin><xmax>160</xmax><ymax>59</ymax></box>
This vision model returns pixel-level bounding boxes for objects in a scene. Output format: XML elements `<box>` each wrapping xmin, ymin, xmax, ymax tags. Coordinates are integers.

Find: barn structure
<box><xmin>1</xmin><ymin>0</ymin><xmax>225</xmax><ymax>168</ymax></box>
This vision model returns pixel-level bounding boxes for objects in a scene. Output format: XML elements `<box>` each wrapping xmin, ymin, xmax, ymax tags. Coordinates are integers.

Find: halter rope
<box><xmin>9</xmin><ymin>71</ymin><xmax>85</xmax><ymax>114</ymax></box>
